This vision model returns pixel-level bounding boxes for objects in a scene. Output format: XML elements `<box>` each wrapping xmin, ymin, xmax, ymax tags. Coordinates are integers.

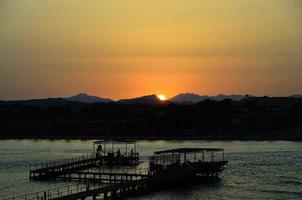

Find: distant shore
<box><xmin>1</xmin><ymin>134</ymin><xmax>301</xmax><ymax>141</ymax></box>
<box><xmin>1</xmin><ymin>97</ymin><xmax>301</xmax><ymax>141</ymax></box>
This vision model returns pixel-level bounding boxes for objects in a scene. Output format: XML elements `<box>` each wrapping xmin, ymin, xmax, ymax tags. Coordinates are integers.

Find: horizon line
<box><xmin>1</xmin><ymin>92</ymin><xmax>302</xmax><ymax>102</ymax></box>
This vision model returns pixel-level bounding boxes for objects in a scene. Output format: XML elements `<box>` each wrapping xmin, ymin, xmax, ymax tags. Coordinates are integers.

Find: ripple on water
<box><xmin>0</xmin><ymin>140</ymin><xmax>301</xmax><ymax>200</ymax></box>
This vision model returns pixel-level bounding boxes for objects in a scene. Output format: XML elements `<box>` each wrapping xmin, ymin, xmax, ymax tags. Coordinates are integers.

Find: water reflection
<box><xmin>0</xmin><ymin>140</ymin><xmax>301</xmax><ymax>199</ymax></box>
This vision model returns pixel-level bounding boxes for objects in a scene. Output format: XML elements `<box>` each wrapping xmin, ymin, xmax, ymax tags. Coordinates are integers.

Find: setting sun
<box><xmin>157</xmin><ymin>94</ymin><xmax>166</xmax><ymax>101</ymax></box>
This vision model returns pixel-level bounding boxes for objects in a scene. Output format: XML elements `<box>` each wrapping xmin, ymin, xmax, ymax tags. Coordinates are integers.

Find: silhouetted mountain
<box><xmin>170</xmin><ymin>93</ymin><xmax>247</xmax><ymax>103</ymax></box>
<box><xmin>169</xmin><ymin>93</ymin><xmax>209</xmax><ymax>103</ymax></box>
<box><xmin>66</xmin><ymin>93</ymin><xmax>113</xmax><ymax>103</ymax></box>
<box><xmin>1</xmin><ymin>93</ymin><xmax>300</xmax><ymax>107</ymax></box>
<box><xmin>1</xmin><ymin>96</ymin><xmax>302</xmax><ymax>140</ymax></box>
<box><xmin>0</xmin><ymin>98</ymin><xmax>72</xmax><ymax>107</ymax></box>
<box><xmin>0</xmin><ymin>93</ymin><xmax>112</xmax><ymax>106</ymax></box>
<box><xmin>117</xmin><ymin>94</ymin><xmax>162</xmax><ymax>104</ymax></box>
<box><xmin>212</xmin><ymin>94</ymin><xmax>247</xmax><ymax>101</ymax></box>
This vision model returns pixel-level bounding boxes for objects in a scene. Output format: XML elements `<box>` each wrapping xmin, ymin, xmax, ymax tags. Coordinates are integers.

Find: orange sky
<box><xmin>0</xmin><ymin>0</ymin><xmax>302</xmax><ymax>100</ymax></box>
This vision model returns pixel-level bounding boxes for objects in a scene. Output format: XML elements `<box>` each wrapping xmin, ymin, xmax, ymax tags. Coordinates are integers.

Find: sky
<box><xmin>0</xmin><ymin>0</ymin><xmax>302</xmax><ymax>100</ymax></box>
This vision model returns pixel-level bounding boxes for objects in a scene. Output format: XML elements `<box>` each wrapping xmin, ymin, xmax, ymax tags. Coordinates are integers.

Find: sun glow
<box><xmin>157</xmin><ymin>94</ymin><xmax>166</xmax><ymax>101</ymax></box>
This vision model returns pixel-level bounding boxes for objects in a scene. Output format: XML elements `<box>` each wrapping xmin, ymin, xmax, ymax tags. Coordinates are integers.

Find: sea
<box><xmin>0</xmin><ymin>140</ymin><xmax>301</xmax><ymax>200</ymax></box>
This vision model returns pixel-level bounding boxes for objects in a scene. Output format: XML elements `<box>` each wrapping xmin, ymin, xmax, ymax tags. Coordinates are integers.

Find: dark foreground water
<box><xmin>0</xmin><ymin>140</ymin><xmax>301</xmax><ymax>200</ymax></box>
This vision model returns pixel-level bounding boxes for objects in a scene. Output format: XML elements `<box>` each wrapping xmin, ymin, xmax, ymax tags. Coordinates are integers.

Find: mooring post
<box><xmin>93</xmin><ymin>143</ymin><xmax>95</xmax><ymax>155</ymax></box>
<box><xmin>112</xmin><ymin>190</ymin><xmax>116</xmax><ymax>199</ymax></box>
<box><xmin>126</xmin><ymin>142</ymin><xmax>128</xmax><ymax>156</ymax></box>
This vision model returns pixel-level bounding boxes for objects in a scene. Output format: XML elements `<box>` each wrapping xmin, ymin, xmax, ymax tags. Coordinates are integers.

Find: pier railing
<box><xmin>83</xmin><ymin>167</ymin><xmax>150</xmax><ymax>175</ymax></box>
<box><xmin>2</xmin><ymin>183</ymin><xmax>108</xmax><ymax>200</ymax></box>
<box><xmin>3</xmin><ymin>168</ymin><xmax>151</xmax><ymax>200</ymax></box>
<box><xmin>29</xmin><ymin>155</ymin><xmax>152</xmax><ymax>172</ymax></box>
<box><xmin>29</xmin><ymin>154</ymin><xmax>95</xmax><ymax>171</ymax></box>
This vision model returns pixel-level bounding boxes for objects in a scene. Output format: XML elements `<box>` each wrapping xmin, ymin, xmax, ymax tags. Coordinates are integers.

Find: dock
<box><xmin>30</xmin><ymin>140</ymin><xmax>140</xmax><ymax>180</ymax></box>
<box><xmin>29</xmin><ymin>155</ymin><xmax>99</xmax><ymax>180</ymax></box>
<box><xmin>55</xmin><ymin>170</ymin><xmax>150</xmax><ymax>182</ymax></box>
<box><xmin>4</xmin><ymin>142</ymin><xmax>228</xmax><ymax>200</ymax></box>
<box><xmin>3</xmin><ymin>180</ymin><xmax>152</xmax><ymax>200</ymax></box>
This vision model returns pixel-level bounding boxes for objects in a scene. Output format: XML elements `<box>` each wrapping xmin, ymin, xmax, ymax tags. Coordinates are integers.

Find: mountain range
<box><xmin>169</xmin><ymin>93</ymin><xmax>248</xmax><ymax>103</ymax></box>
<box><xmin>0</xmin><ymin>93</ymin><xmax>301</xmax><ymax>106</ymax></box>
<box><xmin>66</xmin><ymin>93</ymin><xmax>113</xmax><ymax>103</ymax></box>
<box><xmin>117</xmin><ymin>94</ymin><xmax>163</xmax><ymax>104</ymax></box>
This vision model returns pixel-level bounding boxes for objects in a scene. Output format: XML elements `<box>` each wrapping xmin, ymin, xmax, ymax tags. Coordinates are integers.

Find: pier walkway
<box><xmin>29</xmin><ymin>155</ymin><xmax>99</xmax><ymax>180</ymax></box>
<box><xmin>55</xmin><ymin>169</ymin><xmax>150</xmax><ymax>183</ymax></box>
<box><xmin>3</xmin><ymin>147</ymin><xmax>228</xmax><ymax>200</ymax></box>
<box><xmin>3</xmin><ymin>179</ymin><xmax>152</xmax><ymax>200</ymax></box>
<box><xmin>29</xmin><ymin>155</ymin><xmax>145</xmax><ymax>181</ymax></box>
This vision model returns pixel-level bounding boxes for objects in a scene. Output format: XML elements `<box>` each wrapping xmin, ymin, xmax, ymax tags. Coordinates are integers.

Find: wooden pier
<box><xmin>29</xmin><ymin>155</ymin><xmax>99</xmax><ymax>180</ymax></box>
<box><xmin>3</xmin><ymin>180</ymin><xmax>153</xmax><ymax>200</ymax></box>
<box><xmin>30</xmin><ymin>140</ymin><xmax>140</xmax><ymax>181</ymax></box>
<box><xmin>5</xmin><ymin>146</ymin><xmax>228</xmax><ymax>200</ymax></box>
<box><xmin>54</xmin><ymin>169</ymin><xmax>150</xmax><ymax>183</ymax></box>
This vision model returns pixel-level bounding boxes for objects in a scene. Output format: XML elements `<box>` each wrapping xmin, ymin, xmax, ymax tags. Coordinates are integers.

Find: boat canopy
<box><xmin>154</xmin><ymin>148</ymin><xmax>223</xmax><ymax>155</ymax></box>
<box><xmin>93</xmin><ymin>139</ymin><xmax>137</xmax><ymax>144</ymax></box>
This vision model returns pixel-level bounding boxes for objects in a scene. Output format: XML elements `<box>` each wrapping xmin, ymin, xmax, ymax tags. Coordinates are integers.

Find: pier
<box><xmin>4</xmin><ymin>142</ymin><xmax>228</xmax><ymax>200</ymax></box>
<box><xmin>30</xmin><ymin>140</ymin><xmax>140</xmax><ymax>180</ymax></box>
<box><xmin>3</xmin><ymin>181</ymin><xmax>152</xmax><ymax>200</ymax></box>
<box><xmin>52</xmin><ymin>168</ymin><xmax>150</xmax><ymax>182</ymax></box>
<box><xmin>29</xmin><ymin>155</ymin><xmax>98</xmax><ymax>180</ymax></box>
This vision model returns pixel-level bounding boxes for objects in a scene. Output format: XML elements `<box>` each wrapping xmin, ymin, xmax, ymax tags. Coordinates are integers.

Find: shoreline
<box><xmin>1</xmin><ymin>135</ymin><xmax>301</xmax><ymax>141</ymax></box>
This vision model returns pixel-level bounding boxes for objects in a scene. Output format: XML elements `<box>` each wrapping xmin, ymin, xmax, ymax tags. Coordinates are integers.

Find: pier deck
<box><xmin>55</xmin><ymin>170</ymin><xmax>150</xmax><ymax>182</ymax></box>
<box><xmin>29</xmin><ymin>154</ymin><xmax>141</xmax><ymax>180</ymax></box>
<box><xmin>5</xmin><ymin>147</ymin><xmax>227</xmax><ymax>200</ymax></box>
<box><xmin>29</xmin><ymin>155</ymin><xmax>99</xmax><ymax>180</ymax></box>
<box><xmin>3</xmin><ymin>180</ymin><xmax>152</xmax><ymax>200</ymax></box>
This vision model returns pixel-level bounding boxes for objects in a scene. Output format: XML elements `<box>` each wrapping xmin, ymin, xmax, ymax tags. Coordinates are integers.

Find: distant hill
<box><xmin>0</xmin><ymin>93</ymin><xmax>113</xmax><ymax>106</ymax></box>
<box><xmin>117</xmin><ymin>94</ymin><xmax>162</xmax><ymax>104</ymax></box>
<box><xmin>1</xmin><ymin>95</ymin><xmax>302</xmax><ymax>140</ymax></box>
<box><xmin>0</xmin><ymin>98</ymin><xmax>71</xmax><ymax>106</ymax></box>
<box><xmin>65</xmin><ymin>93</ymin><xmax>113</xmax><ymax>103</ymax></box>
<box><xmin>169</xmin><ymin>93</ymin><xmax>210</xmax><ymax>103</ymax></box>
<box><xmin>1</xmin><ymin>93</ymin><xmax>300</xmax><ymax>106</ymax></box>
<box><xmin>170</xmin><ymin>93</ymin><xmax>247</xmax><ymax>103</ymax></box>
<box><xmin>212</xmin><ymin>94</ymin><xmax>247</xmax><ymax>101</ymax></box>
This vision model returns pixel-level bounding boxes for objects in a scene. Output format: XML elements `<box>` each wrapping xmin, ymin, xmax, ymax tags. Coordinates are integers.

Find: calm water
<box><xmin>0</xmin><ymin>140</ymin><xmax>301</xmax><ymax>200</ymax></box>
